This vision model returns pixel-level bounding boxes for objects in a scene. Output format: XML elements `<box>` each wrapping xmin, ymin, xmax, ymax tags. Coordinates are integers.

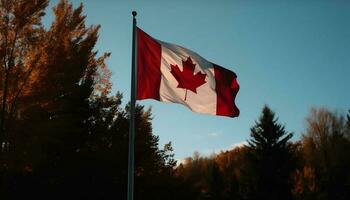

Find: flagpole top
<box><xmin>132</xmin><ymin>11</ymin><xmax>137</xmax><ymax>17</ymax></box>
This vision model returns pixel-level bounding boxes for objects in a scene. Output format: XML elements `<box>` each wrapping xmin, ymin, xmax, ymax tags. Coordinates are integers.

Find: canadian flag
<box><xmin>137</xmin><ymin>27</ymin><xmax>239</xmax><ymax>117</ymax></box>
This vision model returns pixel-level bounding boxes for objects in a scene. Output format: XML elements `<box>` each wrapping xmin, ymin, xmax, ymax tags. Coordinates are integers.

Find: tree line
<box><xmin>177</xmin><ymin>107</ymin><xmax>350</xmax><ymax>200</ymax></box>
<box><xmin>1</xmin><ymin>0</ymin><xmax>349</xmax><ymax>199</ymax></box>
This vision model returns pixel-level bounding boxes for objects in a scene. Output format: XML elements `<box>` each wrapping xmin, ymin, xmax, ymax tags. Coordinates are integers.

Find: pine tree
<box><xmin>0</xmin><ymin>1</ymin><xmax>181</xmax><ymax>199</ymax></box>
<box><xmin>0</xmin><ymin>0</ymin><xmax>111</xmax><ymax>198</ymax></box>
<box><xmin>243</xmin><ymin>105</ymin><xmax>295</xmax><ymax>200</ymax></box>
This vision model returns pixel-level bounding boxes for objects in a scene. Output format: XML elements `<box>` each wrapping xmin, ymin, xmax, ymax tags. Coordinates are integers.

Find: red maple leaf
<box><xmin>170</xmin><ymin>57</ymin><xmax>206</xmax><ymax>101</ymax></box>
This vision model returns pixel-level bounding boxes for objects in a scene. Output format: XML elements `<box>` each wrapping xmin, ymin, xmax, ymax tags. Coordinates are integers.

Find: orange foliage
<box><xmin>0</xmin><ymin>0</ymin><xmax>111</xmax><ymax>129</ymax></box>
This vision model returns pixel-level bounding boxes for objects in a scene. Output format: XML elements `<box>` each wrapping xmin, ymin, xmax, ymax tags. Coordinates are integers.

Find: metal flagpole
<box><xmin>127</xmin><ymin>11</ymin><xmax>137</xmax><ymax>200</ymax></box>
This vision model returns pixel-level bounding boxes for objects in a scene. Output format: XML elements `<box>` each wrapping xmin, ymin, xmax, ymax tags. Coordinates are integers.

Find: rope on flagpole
<box><xmin>127</xmin><ymin>10</ymin><xmax>137</xmax><ymax>200</ymax></box>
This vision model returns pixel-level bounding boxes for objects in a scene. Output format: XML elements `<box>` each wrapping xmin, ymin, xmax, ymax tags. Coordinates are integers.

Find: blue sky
<box><xmin>44</xmin><ymin>0</ymin><xmax>350</xmax><ymax>160</ymax></box>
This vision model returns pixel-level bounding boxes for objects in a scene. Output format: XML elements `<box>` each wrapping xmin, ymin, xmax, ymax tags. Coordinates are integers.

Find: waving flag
<box><xmin>136</xmin><ymin>27</ymin><xmax>239</xmax><ymax>117</ymax></box>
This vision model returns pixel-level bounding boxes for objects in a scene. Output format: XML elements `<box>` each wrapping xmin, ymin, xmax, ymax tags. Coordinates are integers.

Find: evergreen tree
<box><xmin>1</xmin><ymin>1</ymin><xmax>180</xmax><ymax>199</ymax></box>
<box><xmin>243</xmin><ymin>105</ymin><xmax>295</xmax><ymax>200</ymax></box>
<box><xmin>0</xmin><ymin>0</ymin><xmax>111</xmax><ymax>198</ymax></box>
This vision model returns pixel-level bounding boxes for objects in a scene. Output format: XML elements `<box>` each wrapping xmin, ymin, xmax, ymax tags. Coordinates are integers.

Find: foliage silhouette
<box><xmin>240</xmin><ymin>106</ymin><xmax>296</xmax><ymax>200</ymax></box>
<box><xmin>0</xmin><ymin>1</ymin><xmax>182</xmax><ymax>199</ymax></box>
<box><xmin>299</xmin><ymin>108</ymin><xmax>350</xmax><ymax>200</ymax></box>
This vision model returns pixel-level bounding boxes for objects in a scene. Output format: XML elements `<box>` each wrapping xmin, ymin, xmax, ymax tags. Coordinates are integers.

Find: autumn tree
<box><xmin>292</xmin><ymin>165</ymin><xmax>317</xmax><ymax>200</ymax></box>
<box><xmin>0</xmin><ymin>0</ymin><xmax>112</xmax><ymax>197</ymax></box>
<box><xmin>215</xmin><ymin>146</ymin><xmax>250</xmax><ymax>200</ymax></box>
<box><xmin>301</xmin><ymin>108</ymin><xmax>350</xmax><ymax>200</ymax></box>
<box><xmin>0</xmin><ymin>0</ymin><xmax>48</xmax><ymax>149</ymax></box>
<box><xmin>0</xmin><ymin>0</ymin><xmax>111</xmax><ymax>153</ymax></box>
<box><xmin>176</xmin><ymin>152</ymin><xmax>219</xmax><ymax>199</ymax></box>
<box><xmin>0</xmin><ymin>1</ymin><xmax>183</xmax><ymax>199</ymax></box>
<box><xmin>242</xmin><ymin>105</ymin><xmax>296</xmax><ymax>200</ymax></box>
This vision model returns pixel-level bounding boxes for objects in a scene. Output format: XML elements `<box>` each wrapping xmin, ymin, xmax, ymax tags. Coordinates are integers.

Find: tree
<box><xmin>301</xmin><ymin>108</ymin><xmax>350</xmax><ymax>200</ymax></box>
<box><xmin>0</xmin><ymin>0</ymin><xmax>111</xmax><ymax>153</ymax></box>
<box><xmin>0</xmin><ymin>0</ymin><xmax>49</xmax><ymax>149</ymax></box>
<box><xmin>176</xmin><ymin>152</ymin><xmax>219</xmax><ymax>199</ymax></box>
<box><xmin>215</xmin><ymin>146</ymin><xmax>250</xmax><ymax>200</ymax></box>
<box><xmin>0</xmin><ymin>0</ymin><xmax>112</xmax><ymax>198</ymax></box>
<box><xmin>0</xmin><ymin>1</ymin><xmax>182</xmax><ymax>199</ymax></box>
<box><xmin>292</xmin><ymin>165</ymin><xmax>317</xmax><ymax>200</ymax></box>
<box><xmin>242</xmin><ymin>105</ymin><xmax>295</xmax><ymax>200</ymax></box>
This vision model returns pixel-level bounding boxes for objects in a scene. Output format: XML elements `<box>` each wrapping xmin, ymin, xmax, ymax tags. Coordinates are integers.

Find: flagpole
<box><xmin>127</xmin><ymin>11</ymin><xmax>137</xmax><ymax>200</ymax></box>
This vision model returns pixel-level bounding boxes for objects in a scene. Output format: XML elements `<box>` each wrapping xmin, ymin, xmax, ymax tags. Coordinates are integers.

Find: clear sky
<box><xmin>44</xmin><ymin>0</ymin><xmax>350</xmax><ymax>160</ymax></box>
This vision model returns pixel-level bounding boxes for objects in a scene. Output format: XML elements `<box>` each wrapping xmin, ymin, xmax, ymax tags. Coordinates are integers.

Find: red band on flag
<box><xmin>137</xmin><ymin>27</ymin><xmax>162</xmax><ymax>100</ymax></box>
<box><xmin>214</xmin><ymin>64</ymin><xmax>240</xmax><ymax>117</ymax></box>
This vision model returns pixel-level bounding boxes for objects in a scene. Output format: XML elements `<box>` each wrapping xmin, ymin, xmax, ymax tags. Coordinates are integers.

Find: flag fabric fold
<box><xmin>136</xmin><ymin>27</ymin><xmax>239</xmax><ymax>117</ymax></box>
